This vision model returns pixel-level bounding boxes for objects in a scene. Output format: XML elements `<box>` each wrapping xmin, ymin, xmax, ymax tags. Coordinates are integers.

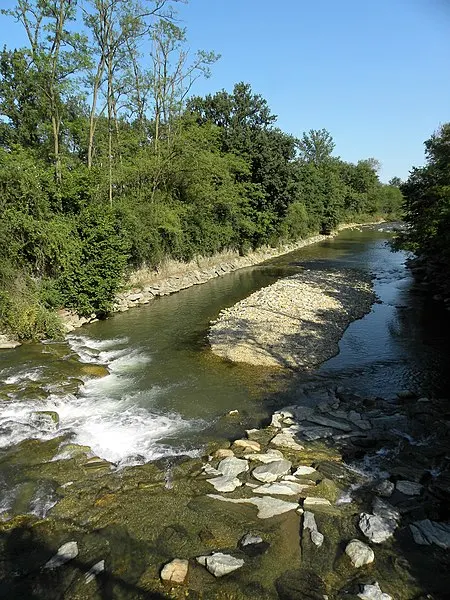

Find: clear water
<box><xmin>1</xmin><ymin>224</ymin><xmax>449</xmax><ymax>470</ymax></box>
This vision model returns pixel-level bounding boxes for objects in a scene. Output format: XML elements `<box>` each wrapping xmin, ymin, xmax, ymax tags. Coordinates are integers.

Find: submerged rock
<box><xmin>30</xmin><ymin>410</ymin><xmax>60</xmax><ymax>432</ymax></box>
<box><xmin>252</xmin><ymin>459</ymin><xmax>292</xmax><ymax>483</ymax></box>
<box><xmin>345</xmin><ymin>539</ymin><xmax>375</xmax><ymax>567</ymax></box>
<box><xmin>197</xmin><ymin>552</ymin><xmax>244</xmax><ymax>577</ymax></box>
<box><xmin>207</xmin><ymin>494</ymin><xmax>299</xmax><ymax>519</ymax></box>
<box><xmin>410</xmin><ymin>519</ymin><xmax>450</xmax><ymax>549</ymax></box>
<box><xmin>44</xmin><ymin>541</ymin><xmax>78</xmax><ymax>569</ymax></box>
<box><xmin>160</xmin><ymin>558</ymin><xmax>189</xmax><ymax>584</ymax></box>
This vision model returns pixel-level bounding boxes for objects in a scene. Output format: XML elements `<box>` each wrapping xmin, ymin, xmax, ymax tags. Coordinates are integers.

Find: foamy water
<box><xmin>0</xmin><ymin>334</ymin><xmax>202</xmax><ymax>467</ymax></box>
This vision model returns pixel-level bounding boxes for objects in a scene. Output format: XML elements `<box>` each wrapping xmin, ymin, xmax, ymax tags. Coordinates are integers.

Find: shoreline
<box><xmin>209</xmin><ymin>267</ymin><xmax>375</xmax><ymax>369</ymax></box>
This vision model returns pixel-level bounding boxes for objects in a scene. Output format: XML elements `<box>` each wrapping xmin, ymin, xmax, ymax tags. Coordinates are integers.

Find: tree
<box><xmin>297</xmin><ymin>128</ymin><xmax>335</xmax><ymax>164</ymax></box>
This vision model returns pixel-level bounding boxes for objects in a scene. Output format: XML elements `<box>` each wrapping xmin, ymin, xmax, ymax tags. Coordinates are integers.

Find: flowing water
<box><xmin>1</xmin><ymin>224</ymin><xmax>449</xmax><ymax>488</ymax></box>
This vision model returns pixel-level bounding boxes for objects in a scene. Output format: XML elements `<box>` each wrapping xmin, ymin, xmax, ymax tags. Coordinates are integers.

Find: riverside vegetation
<box><xmin>0</xmin><ymin>0</ymin><xmax>403</xmax><ymax>341</ymax></box>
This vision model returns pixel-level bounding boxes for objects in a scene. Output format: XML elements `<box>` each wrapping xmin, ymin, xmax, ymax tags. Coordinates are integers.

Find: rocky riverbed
<box><xmin>1</xmin><ymin>381</ymin><xmax>449</xmax><ymax>599</ymax></box>
<box><xmin>209</xmin><ymin>268</ymin><xmax>374</xmax><ymax>369</ymax></box>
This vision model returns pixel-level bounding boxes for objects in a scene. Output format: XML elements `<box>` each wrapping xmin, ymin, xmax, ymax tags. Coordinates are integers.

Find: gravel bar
<box><xmin>209</xmin><ymin>268</ymin><xmax>374</xmax><ymax>369</ymax></box>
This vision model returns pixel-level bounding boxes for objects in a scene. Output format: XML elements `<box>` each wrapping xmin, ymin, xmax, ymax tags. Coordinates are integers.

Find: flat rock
<box><xmin>253</xmin><ymin>481</ymin><xmax>308</xmax><ymax>496</ymax></box>
<box><xmin>358</xmin><ymin>582</ymin><xmax>392</xmax><ymax>600</ymax></box>
<box><xmin>396</xmin><ymin>480</ymin><xmax>423</xmax><ymax>496</ymax></box>
<box><xmin>160</xmin><ymin>558</ymin><xmax>188</xmax><ymax>584</ymax></box>
<box><xmin>303</xmin><ymin>511</ymin><xmax>324</xmax><ymax>547</ymax></box>
<box><xmin>197</xmin><ymin>552</ymin><xmax>244</xmax><ymax>577</ymax></box>
<box><xmin>252</xmin><ymin>459</ymin><xmax>292</xmax><ymax>483</ymax></box>
<box><xmin>232</xmin><ymin>439</ymin><xmax>261</xmax><ymax>453</ymax></box>
<box><xmin>345</xmin><ymin>539</ymin><xmax>375</xmax><ymax>567</ymax></box>
<box><xmin>293</xmin><ymin>465</ymin><xmax>317</xmax><ymax>476</ymax></box>
<box><xmin>410</xmin><ymin>519</ymin><xmax>450</xmax><ymax>549</ymax></box>
<box><xmin>270</xmin><ymin>432</ymin><xmax>304</xmax><ymax>451</ymax></box>
<box><xmin>217</xmin><ymin>456</ymin><xmax>249</xmax><ymax>477</ymax></box>
<box><xmin>44</xmin><ymin>541</ymin><xmax>78</xmax><ymax>569</ymax></box>
<box><xmin>306</xmin><ymin>414</ymin><xmax>352</xmax><ymax>431</ymax></box>
<box><xmin>207</xmin><ymin>494</ymin><xmax>299</xmax><ymax>519</ymax></box>
<box><xmin>245</xmin><ymin>450</ymin><xmax>285</xmax><ymax>463</ymax></box>
<box><xmin>303</xmin><ymin>497</ymin><xmax>331</xmax><ymax>508</ymax></box>
<box><xmin>207</xmin><ymin>475</ymin><xmax>243</xmax><ymax>492</ymax></box>
<box><xmin>359</xmin><ymin>513</ymin><xmax>396</xmax><ymax>543</ymax></box>
<box><xmin>300</xmin><ymin>426</ymin><xmax>334</xmax><ymax>441</ymax></box>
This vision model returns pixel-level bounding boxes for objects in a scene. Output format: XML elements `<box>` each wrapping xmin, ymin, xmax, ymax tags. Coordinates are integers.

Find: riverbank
<box><xmin>209</xmin><ymin>267</ymin><xmax>374</xmax><ymax>369</ymax></box>
<box><xmin>59</xmin><ymin>222</ymin><xmax>382</xmax><ymax>335</ymax></box>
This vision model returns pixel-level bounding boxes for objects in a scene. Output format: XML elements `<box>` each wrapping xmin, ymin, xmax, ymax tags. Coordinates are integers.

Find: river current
<box><xmin>1</xmin><ymin>224</ymin><xmax>449</xmax><ymax>483</ymax></box>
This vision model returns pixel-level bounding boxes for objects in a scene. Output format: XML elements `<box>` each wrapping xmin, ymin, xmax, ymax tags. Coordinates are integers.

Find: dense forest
<box><xmin>396</xmin><ymin>123</ymin><xmax>450</xmax><ymax>297</ymax></box>
<box><xmin>0</xmin><ymin>0</ymin><xmax>403</xmax><ymax>339</ymax></box>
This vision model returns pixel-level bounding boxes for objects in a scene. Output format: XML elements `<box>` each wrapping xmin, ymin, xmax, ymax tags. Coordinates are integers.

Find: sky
<box><xmin>1</xmin><ymin>0</ymin><xmax>449</xmax><ymax>182</ymax></box>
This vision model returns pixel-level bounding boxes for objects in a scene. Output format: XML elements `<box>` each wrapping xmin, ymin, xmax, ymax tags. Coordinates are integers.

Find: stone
<box><xmin>358</xmin><ymin>581</ymin><xmax>392</xmax><ymax>600</ymax></box>
<box><xmin>244</xmin><ymin>450</ymin><xmax>285</xmax><ymax>463</ymax></box>
<box><xmin>227</xmin><ymin>409</ymin><xmax>239</xmax><ymax>416</ymax></box>
<box><xmin>293</xmin><ymin>465</ymin><xmax>317</xmax><ymax>476</ymax></box>
<box><xmin>345</xmin><ymin>539</ymin><xmax>375</xmax><ymax>567</ymax></box>
<box><xmin>217</xmin><ymin>456</ymin><xmax>248</xmax><ymax>477</ymax></box>
<box><xmin>44</xmin><ymin>541</ymin><xmax>78</xmax><ymax>569</ymax></box>
<box><xmin>213</xmin><ymin>448</ymin><xmax>234</xmax><ymax>459</ymax></box>
<box><xmin>160</xmin><ymin>558</ymin><xmax>189</xmax><ymax>584</ymax></box>
<box><xmin>410</xmin><ymin>519</ymin><xmax>450</xmax><ymax>549</ymax></box>
<box><xmin>374</xmin><ymin>480</ymin><xmax>394</xmax><ymax>497</ymax></box>
<box><xmin>303</xmin><ymin>497</ymin><xmax>331</xmax><ymax>508</ymax></box>
<box><xmin>300</xmin><ymin>426</ymin><xmax>334</xmax><ymax>441</ymax></box>
<box><xmin>372</xmin><ymin>498</ymin><xmax>400</xmax><ymax>523</ymax></box>
<box><xmin>30</xmin><ymin>410</ymin><xmax>60</xmax><ymax>432</ymax></box>
<box><xmin>0</xmin><ymin>334</ymin><xmax>21</xmax><ymax>349</ymax></box>
<box><xmin>85</xmin><ymin>560</ymin><xmax>105</xmax><ymax>584</ymax></box>
<box><xmin>196</xmin><ymin>553</ymin><xmax>244</xmax><ymax>577</ymax></box>
<box><xmin>239</xmin><ymin>533</ymin><xmax>269</xmax><ymax>556</ymax></box>
<box><xmin>253</xmin><ymin>481</ymin><xmax>308</xmax><ymax>496</ymax></box>
<box><xmin>270</xmin><ymin>432</ymin><xmax>304</xmax><ymax>451</ymax></box>
<box><xmin>252</xmin><ymin>459</ymin><xmax>292</xmax><ymax>483</ymax></box>
<box><xmin>306</xmin><ymin>414</ymin><xmax>352</xmax><ymax>432</ymax></box>
<box><xmin>232</xmin><ymin>439</ymin><xmax>261</xmax><ymax>453</ymax></box>
<box><xmin>203</xmin><ymin>464</ymin><xmax>221</xmax><ymax>477</ymax></box>
<box><xmin>359</xmin><ymin>513</ymin><xmax>396</xmax><ymax>543</ymax></box>
<box><xmin>396</xmin><ymin>480</ymin><xmax>423</xmax><ymax>496</ymax></box>
<box><xmin>303</xmin><ymin>511</ymin><xmax>324</xmax><ymax>547</ymax></box>
<box><xmin>207</xmin><ymin>494</ymin><xmax>299</xmax><ymax>519</ymax></box>
<box><xmin>271</xmin><ymin>413</ymin><xmax>284</xmax><ymax>428</ymax></box>
<box><xmin>207</xmin><ymin>476</ymin><xmax>243</xmax><ymax>493</ymax></box>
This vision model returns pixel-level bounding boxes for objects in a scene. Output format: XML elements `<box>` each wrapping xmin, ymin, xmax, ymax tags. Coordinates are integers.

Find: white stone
<box><xmin>345</xmin><ymin>539</ymin><xmax>375</xmax><ymax>567</ymax></box>
<box><xmin>359</xmin><ymin>513</ymin><xmax>396</xmax><ymax>543</ymax></box>
<box><xmin>196</xmin><ymin>553</ymin><xmax>243</xmax><ymax>577</ymax></box>
<box><xmin>232</xmin><ymin>439</ymin><xmax>261</xmax><ymax>453</ymax></box>
<box><xmin>270</xmin><ymin>432</ymin><xmax>304</xmax><ymax>451</ymax></box>
<box><xmin>252</xmin><ymin>459</ymin><xmax>292</xmax><ymax>483</ymax></box>
<box><xmin>303</xmin><ymin>497</ymin><xmax>331</xmax><ymax>508</ymax></box>
<box><xmin>207</xmin><ymin>494</ymin><xmax>299</xmax><ymax>519</ymax></box>
<box><xmin>44</xmin><ymin>541</ymin><xmax>78</xmax><ymax>569</ymax></box>
<box><xmin>253</xmin><ymin>481</ymin><xmax>308</xmax><ymax>496</ymax></box>
<box><xmin>214</xmin><ymin>448</ymin><xmax>235</xmax><ymax>459</ymax></box>
<box><xmin>303</xmin><ymin>511</ymin><xmax>324</xmax><ymax>547</ymax></box>
<box><xmin>160</xmin><ymin>558</ymin><xmax>189</xmax><ymax>584</ymax></box>
<box><xmin>207</xmin><ymin>476</ymin><xmax>243</xmax><ymax>493</ymax></box>
<box><xmin>85</xmin><ymin>560</ymin><xmax>105</xmax><ymax>584</ymax></box>
<box><xmin>358</xmin><ymin>582</ymin><xmax>392</xmax><ymax>600</ymax></box>
<box><xmin>217</xmin><ymin>456</ymin><xmax>248</xmax><ymax>477</ymax></box>
<box><xmin>293</xmin><ymin>466</ymin><xmax>317</xmax><ymax>476</ymax></box>
<box><xmin>244</xmin><ymin>450</ymin><xmax>285</xmax><ymax>463</ymax></box>
<box><xmin>270</xmin><ymin>413</ymin><xmax>284</xmax><ymax>428</ymax></box>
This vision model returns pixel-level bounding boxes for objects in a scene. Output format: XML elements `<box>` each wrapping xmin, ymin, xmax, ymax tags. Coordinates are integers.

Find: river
<box><xmin>1</xmin><ymin>223</ymin><xmax>449</xmax><ymax>501</ymax></box>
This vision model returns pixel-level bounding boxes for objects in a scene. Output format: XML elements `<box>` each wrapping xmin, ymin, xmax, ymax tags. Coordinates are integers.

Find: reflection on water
<box><xmin>1</xmin><ymin>224</ymin><xmax>449</xmax><ymax>470</ymax></box>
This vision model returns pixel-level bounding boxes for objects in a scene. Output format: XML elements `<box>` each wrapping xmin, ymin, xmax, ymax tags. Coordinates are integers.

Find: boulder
<box><xmin>196</xmin><ymin>552</ymin><xmax>244</xmax><ymax>577</ymax></box>
<box><xmin>160</xmin><ymin>558</ymin><xmax>189</xmax><ymax>584</ymax></box>
<box><xmin>252</xmin><ymin>459</ymin><xmax>292</xmax><ymax>483</ymax></box>
<box><xmin>345</xmin><ymin>539</ymin><xmax>375</xmax><ymax>567</ymax></box>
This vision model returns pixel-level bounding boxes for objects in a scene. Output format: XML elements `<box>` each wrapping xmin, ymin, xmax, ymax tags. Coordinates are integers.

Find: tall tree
<box><xmin>297</xmin><ymin>128</ymin><xmax>335</xmax><ymax>164</ymax></box>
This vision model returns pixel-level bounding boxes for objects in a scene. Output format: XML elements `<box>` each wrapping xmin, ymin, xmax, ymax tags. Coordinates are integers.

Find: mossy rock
<box><xmin>80</xmin><ymin>364</ymin><xmax>109</xmax><ymax>378</ymax></box>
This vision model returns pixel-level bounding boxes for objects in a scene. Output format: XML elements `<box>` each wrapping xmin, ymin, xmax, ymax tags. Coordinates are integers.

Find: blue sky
<box><xmin>1</xmin><ymin>0</ymin><xmax>449</xmax><ymax>181</ymax></box>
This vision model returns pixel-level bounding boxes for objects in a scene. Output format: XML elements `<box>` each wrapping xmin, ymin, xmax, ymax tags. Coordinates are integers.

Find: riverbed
<box><xmin>1</xmin><ymin>224</ymin><xmax>450</xmax><ymax>598</ymax></box>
